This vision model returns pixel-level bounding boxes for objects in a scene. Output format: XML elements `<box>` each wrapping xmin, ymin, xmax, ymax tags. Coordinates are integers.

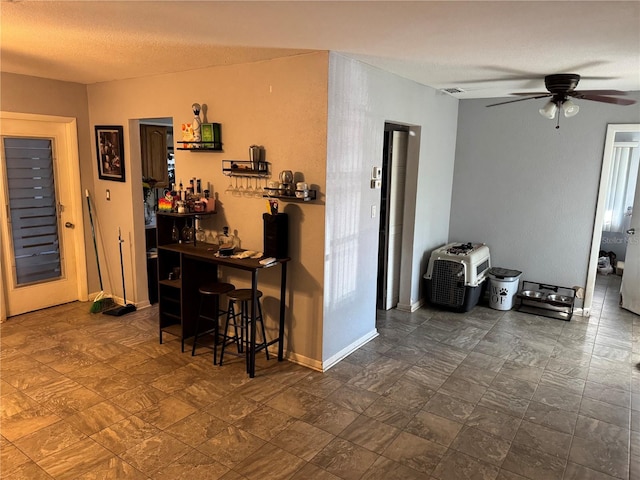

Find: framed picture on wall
<box><xmin>95</xmin><ymin>125</ymin><xmax>125</xmax><ymax>182</ymax></box>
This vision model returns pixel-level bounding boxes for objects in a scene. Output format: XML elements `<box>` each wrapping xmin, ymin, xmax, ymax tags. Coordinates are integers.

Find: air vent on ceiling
<box><xmin>440</xmin><ymin>87</ymin><xmax>466</xmax><ymax>95</ymax></box>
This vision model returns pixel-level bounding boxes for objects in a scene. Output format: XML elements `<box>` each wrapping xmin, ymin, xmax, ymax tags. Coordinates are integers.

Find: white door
<box><xmin>0</xmin><ymin>114</ymin><xmax>86</xmax><ymax>317</ymax></box>
<box><xmin>621</xmin><ymin>176</ymin><xmax>640</xmax><ymax>314</ymax></box>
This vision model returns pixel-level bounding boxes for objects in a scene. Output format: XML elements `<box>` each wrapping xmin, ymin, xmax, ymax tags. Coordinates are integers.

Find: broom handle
<box><xmin>118</xmin><ymin>227</ymin><xmax>127</xmax><ymax>304</ymax></box>
<box><xmin>85</xmin><ymin>190</ymin><xmax>104</xmax><ymax>290</ymax></box>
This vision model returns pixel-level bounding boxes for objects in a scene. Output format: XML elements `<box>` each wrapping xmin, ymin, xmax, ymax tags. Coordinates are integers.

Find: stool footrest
<box><xmin>219</xmin><ymin>295</ymin><xmax>270</xmax><ymax>367</ymax></box>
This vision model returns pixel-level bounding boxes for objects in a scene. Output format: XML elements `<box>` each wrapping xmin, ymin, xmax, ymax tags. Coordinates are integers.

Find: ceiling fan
<box><xmin>486</xmin><ymin>73</ymin><xmax>636</xmax><ymax>128</ymax></box>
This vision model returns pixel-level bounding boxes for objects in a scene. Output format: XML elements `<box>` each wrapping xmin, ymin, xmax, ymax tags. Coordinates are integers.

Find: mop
<box><xmin>86</xmin><ymin>190</ymin><xmax>115</xmax><ymax>313</ymax></box>
<box><xmin>103</xmin><ymin>227</ymin><xmax>137</xmax><ymax>317</ymax></box>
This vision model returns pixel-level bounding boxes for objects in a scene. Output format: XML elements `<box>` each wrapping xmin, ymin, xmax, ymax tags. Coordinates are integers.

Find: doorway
<box><xmin>139</xmin><ymin>117</ymin><xmax>173</xmax><ymax>305</ymax></box>
<box><xmin>0</xmin><ymin>113</ymin><xmax>87</xmax><ymax>319</ymax></box>
<box><xmin>377</xmin><ymin>123</ymin><xmax>409</xmax><ymax>310</ymax></box>
<box><xmin>585</xmin><ymin>124</ymin><xmax>640</xmax><ymax>315</ymax></box>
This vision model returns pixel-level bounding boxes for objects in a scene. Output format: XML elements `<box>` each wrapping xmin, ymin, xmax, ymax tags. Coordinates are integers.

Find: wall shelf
<box><xmin>176</xmin><ymin>141</ymin><xmax>223</xmax><ymax>151</ymax></box>
<box><xmin>263</xmin><ymin>189</ymin><xmax>317</xmax><ymax>202</ymax></box>
<box><xmin>156</xmin><ymin>211</ymin><xmax>215</xmax><ymax>219</ymax></box>
<box><xmin>222</xmin><ymin>160</ymin><xmax>270</xmax><ymax>177</ymax></box>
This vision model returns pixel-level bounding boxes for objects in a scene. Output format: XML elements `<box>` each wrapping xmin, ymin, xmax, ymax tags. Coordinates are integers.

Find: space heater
<box><xmin>424</xmin><ymin>242</ymin><xmax>491</xmax><ymax>312</ymax></box>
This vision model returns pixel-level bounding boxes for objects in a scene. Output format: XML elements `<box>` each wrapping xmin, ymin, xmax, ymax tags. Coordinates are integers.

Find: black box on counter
<box><xmin>263</xmin><ymin>213</ymin><xmax>288</xmax><ymax>259</ymax></box>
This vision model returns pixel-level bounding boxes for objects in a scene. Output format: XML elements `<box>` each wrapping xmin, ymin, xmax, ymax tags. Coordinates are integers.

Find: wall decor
<box><xmin>95</xmin><ymin>125</ymin><xmax>126</xmax><ymax>182</ymax></box>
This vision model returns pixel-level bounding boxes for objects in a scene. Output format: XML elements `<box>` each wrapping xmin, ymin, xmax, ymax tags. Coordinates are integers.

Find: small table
<box><xmin>157</xmin><ymin>242</ymin><xmax>289</xmax><ymax>377</ymax></box>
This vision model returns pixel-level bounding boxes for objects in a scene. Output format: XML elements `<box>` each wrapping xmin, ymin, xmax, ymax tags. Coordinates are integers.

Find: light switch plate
<box><xmin>370</xmin><ymin>179</ymin><xmax>381</xmax><ymax>189</ymax></box>
<box><xmin>372</xmin><ymin>166</ymin><xmax>382</xmax><ymax>180</ymax></box>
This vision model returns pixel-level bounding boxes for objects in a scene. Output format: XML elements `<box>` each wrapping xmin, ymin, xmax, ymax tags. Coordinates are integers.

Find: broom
<box><xmin>102</xmin><ymin>227</ymin><xmax>137</xmax><ymax>317</ymax></box>
<box><xmin>86</xmin><ymin>190</ymin><xmax>115</xmax><ymax>313</ymax></box>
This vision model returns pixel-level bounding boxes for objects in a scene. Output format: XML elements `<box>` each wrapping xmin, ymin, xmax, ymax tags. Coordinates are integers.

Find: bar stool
<box><xmin>219</xmin><ymin>289</ymin><xmax>270</xmax><ymax>367</ymax></box>
<box><xmin>191</xmin><ymin>282</ymin><xmax>235</xmax><ymax>364</ymax></box>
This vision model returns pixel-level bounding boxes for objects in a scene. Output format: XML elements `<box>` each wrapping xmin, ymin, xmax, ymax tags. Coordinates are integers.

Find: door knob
<box><xmin>64</xmin><ymin>222</ymin><xmax>74</xmax><ymax>228</ymax></box>
<box><xmin>627</xmin><ymin>228</ymin><xmax>636</xmax><ymax>235</ymax></box>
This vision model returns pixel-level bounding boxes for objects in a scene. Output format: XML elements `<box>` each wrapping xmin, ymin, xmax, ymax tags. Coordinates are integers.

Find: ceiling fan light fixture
<box><xmin>562</xmin><ymin>99</ymin><xmax>580</xmax><ymax>117</ymax></box>
<box><xmin>539</xmin><ymin>100</ymin><xmax>558</xmax><ymax>119</ymax></box>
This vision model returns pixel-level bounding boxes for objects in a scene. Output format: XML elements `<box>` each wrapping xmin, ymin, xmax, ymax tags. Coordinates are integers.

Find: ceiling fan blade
<box><xmin>455</xmin><ymin>75</ymin><xmax>539</xmax><ymax>84</ymax></box>
<box><xmin>575</xmin><ymin>76</ymin><xmax>619</xmax><ymax>81</ymax></box>
<box><xmin>486</xmin><ymin>94</ymin><xmax>551</xmax><ymax>107</ymax></box>
<box><xmin>569</xmin><ymin>93</ymin><xmax>637</xmax><ymax>105</ymax></box>
<box><xmin>572</xmin><ymin>89</ymin><xmax>628</xmax><ymax>96</ymax></box>
<box><xmin>510</xmin><ymin>92</ymin><xmax>550</xmax><ymax>96</ymax></box>
<box><xmin>456</xmin><ymin>63</ymin><xmax>616</xmax><ymax>84</ymax></box>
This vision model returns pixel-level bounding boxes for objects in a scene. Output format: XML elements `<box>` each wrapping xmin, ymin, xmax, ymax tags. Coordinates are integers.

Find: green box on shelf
<box><xmin>201</xmin><ymin>123</ymin><xmax>222</xmax><ymax>149</ymax></box>
<box><xmin>201</xmin><ymin>123</ymin><xmax>213</xmax><ymax>147</ymax></box>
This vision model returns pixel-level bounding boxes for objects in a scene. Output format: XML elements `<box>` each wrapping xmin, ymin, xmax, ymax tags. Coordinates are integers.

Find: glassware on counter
<box><xmin>195</xmin><ymin>218</ymin><xmax>205</xmax><ymax>243</ymax></box>
<box><xmin>217</xmin><ymin>226</ymin><xmax>235</xmax><ymax>247</ymax></box>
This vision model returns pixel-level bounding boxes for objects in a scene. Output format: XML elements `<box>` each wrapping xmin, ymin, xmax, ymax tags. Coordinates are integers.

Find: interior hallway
<box><xmin>1</xmin><ymin>274</ymin><xmax>638</xmax><ymax>479</ymax></box>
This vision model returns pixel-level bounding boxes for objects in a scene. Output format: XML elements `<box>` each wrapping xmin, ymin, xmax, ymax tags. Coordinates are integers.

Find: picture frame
<box><xmin>95</xmin><ymin>125</ymin><xmax>125</xmax><ymax>182</ymax></box>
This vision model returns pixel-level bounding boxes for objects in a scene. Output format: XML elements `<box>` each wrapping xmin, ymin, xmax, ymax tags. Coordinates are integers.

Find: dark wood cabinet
<box><xmin>141</xmin><ymin>124</ymin><xmax>169</xmax><ymax>187</ymax></box>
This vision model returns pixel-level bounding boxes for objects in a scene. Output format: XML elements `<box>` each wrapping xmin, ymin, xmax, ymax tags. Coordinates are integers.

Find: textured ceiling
<box><xmin>1</xmin><ymin>1</ymin><xmax>639</xmax><ymax>99</ymax></box>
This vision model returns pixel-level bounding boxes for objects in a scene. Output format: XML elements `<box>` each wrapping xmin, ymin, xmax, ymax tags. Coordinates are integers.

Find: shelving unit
<box><xmin>177</xmin><ymin>141</ymin><xmax>222</xmax><ymax>151</ymax></box>
<box><xmin>515</xmin><ymin>281</ymin><xmax>576</xmax><ymax>321</ymax></box>
<box><xmin>222</xmin><ymin>160</ymin><xmax>270</xmax><ymax>177</ymax></box>
<box><xmin>156</xmin><ymin>211</ymin><xmax>215</xmax><ymax>348</ymax></box>
<box><xmin>263</xmin><ymin>188</ymin><xmax>317</xmax><ymax>202</ymax></box>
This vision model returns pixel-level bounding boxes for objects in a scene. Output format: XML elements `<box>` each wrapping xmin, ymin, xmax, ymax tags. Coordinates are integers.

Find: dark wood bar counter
<box><xmin>156</xmin><ymin>214</ymin><xmax>289</xmax><ymax>378</ymax></box>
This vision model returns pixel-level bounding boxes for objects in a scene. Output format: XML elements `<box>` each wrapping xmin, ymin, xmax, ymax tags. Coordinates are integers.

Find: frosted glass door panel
<box><xmin>4</xmin><ymin>137</ymin><xmax>62</xmax><ymax>285</ymax></box>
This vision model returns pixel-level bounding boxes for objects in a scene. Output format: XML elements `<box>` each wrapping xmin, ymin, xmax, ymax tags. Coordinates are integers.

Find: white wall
<box><xmin>450</xmin><ymin>93</ymin><xmax>640</xmax><ymax>292</ymax></box>
<box><xmin>324</xmin><ymin>53</ymin><xmax>459</xmax><ymax>365</ymax></box>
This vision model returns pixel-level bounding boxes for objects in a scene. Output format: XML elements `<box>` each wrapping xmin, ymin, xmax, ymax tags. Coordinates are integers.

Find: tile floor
<box><xmin>1</xmin><ymin>274</ymin><xmax>638</xmax><ymax>479</ymax></box>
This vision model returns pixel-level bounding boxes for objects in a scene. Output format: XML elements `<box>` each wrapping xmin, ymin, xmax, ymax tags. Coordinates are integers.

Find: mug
<box><xmin>296</xmin><ymin>182</ymin><xmax>308</xmax><ymax>191</ymax></box>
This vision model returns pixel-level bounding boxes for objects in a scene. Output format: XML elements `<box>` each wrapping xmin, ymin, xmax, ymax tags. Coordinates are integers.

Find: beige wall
<box><xmin>0</xmin><ymin>72</ymin><xmax>97</xmax><ymax>299</ymax></box>
<box><xmin>86</xmin><ymin>52</ymin><xmax>328</xmax><ymax>365</ymax></box>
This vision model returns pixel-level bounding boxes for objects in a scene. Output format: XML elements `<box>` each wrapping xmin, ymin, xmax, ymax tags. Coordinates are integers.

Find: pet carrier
<box><xmin>424</xmin><ymin>242</ymin><xmax>491</xmax><ymax>312</ymax></box>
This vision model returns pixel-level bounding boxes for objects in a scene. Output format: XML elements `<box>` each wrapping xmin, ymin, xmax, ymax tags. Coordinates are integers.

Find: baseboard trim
<box><xmin>321</xmin><ymin>328</ymin><xmax>379</xmax><ymax>372</ymax></box>
<box><xmin>396</xmin><ymin>299</ymin><xmax>424</xmax><ymax>313</ymax></box>
<box><xmin>283</xmin><ymin>328</ymin><xmax>380</xmax><ymax>372</ymax></box>
<box><xmin>285</xmin><ymin>352</ymin><xmax>324</xmax><ymax>372</ymax></box>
